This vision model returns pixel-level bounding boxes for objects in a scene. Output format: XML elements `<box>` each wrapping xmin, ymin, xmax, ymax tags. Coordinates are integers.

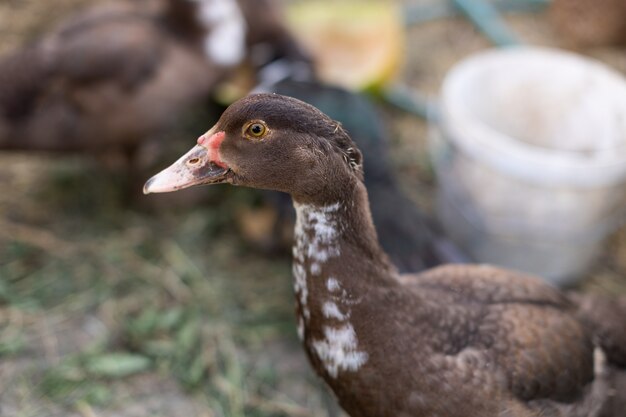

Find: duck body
<box><xmin>144</xmin><ymin>94</ymin><xmax>626</xmax><ymax>417</ymax></box>
<box><xmin>0</xmin><ymin>0</ymin><xmax>245</xmax><ymax>154</ymax></box>
<box><xmin>290</xmin><ymin>184</ymin><xmax>612</xmax><ymax>417</ymax></box>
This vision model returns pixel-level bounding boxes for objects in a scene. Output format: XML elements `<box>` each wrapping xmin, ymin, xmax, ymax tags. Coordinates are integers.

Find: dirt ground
<box><xmin>2</xmin><ymin>1</ymin><xmax>626</xmax><ymax>417</ymax></box>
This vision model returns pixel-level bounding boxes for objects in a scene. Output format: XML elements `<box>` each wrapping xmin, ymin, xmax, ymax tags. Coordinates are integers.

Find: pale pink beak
<box><xmin>143</xmin><ymin>131</ymin><xmax>230</xmax><ymax>194</ymax></box>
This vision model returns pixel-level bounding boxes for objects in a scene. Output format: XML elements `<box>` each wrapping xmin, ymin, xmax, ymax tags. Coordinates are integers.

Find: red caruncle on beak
<box><xmin>198</xmin><ymin>131</ymin><xmax>228</xmax><ymax>169</ymax></box>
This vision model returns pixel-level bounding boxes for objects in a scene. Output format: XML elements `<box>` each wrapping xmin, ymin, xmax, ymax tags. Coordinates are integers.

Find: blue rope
<box><xmin>404</xmin><ymin>0</ymin><xmax>550</xmax><ymax>27</ymax></box>
<box><xmin>452</xmin><ymin>0</ymin><xmax>521</xmax><ymax>46</ymax></box>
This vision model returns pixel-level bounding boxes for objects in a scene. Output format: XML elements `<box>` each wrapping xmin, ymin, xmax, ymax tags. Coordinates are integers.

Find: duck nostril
<box><xmin>187</xmin><ymin>157</ymin><xmax>200</xmax><ymax>166</ymax></box>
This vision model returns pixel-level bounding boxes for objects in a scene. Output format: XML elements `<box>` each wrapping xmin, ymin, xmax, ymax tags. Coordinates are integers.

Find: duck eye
<box><xmin>245</xmin><ymin>122</ymin><xmax>267</xmax><ymax>138</ymax></box>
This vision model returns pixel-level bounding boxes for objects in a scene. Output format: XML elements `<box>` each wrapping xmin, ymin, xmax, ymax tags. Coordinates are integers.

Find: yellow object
<box><xmin>286</xmin><ymin>0</ymin><xmax>404</xmax><ymax>92</ymax></box>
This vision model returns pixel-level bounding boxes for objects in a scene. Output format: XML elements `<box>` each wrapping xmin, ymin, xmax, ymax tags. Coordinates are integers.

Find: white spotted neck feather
<box><xmin>292</xmin><ymin>202</ymin><xmax>369</xmax><ymax>378</ymax></box>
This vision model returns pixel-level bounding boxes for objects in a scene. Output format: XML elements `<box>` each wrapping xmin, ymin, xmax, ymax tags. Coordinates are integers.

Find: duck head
<box><xmin>144</xmin><ymin>93</ymin><xmax>363</xmax><ymax>203</ymax></box>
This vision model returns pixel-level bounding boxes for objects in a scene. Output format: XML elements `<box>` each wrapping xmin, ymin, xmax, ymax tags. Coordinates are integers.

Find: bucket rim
<box><xmin>439</xmin><ymin>46</ymin><xmax>626</xmax><ymax>187</ymax></box>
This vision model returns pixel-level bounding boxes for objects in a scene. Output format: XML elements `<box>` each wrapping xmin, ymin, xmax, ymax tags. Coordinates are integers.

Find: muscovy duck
<box><xmin>145</xmin><ymin>93</ymin><xmax>626</xmax><ymax>417</ymax></box>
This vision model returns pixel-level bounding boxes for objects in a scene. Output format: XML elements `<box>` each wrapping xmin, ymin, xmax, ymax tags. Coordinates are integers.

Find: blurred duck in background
<box><xmin>0</xmin><ymin>0</ymin><xmax>300</xmax><ymax>162</ymax></box>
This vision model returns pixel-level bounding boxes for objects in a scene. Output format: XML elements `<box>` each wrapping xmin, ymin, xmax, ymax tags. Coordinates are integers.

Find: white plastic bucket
<box><xmin>431</xmin><ymin>47</ymin><xmax>626</xmax><ymax>286</ymax></box>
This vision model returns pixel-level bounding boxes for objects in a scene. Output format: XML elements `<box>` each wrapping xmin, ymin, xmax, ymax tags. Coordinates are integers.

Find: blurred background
<box><xmin>1</xmin><ymin>0</ymin><xmax>626</xmax><ymax>416</ymax></box>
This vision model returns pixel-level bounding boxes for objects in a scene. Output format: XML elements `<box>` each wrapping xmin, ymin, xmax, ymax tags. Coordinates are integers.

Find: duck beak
<box><xmin>143</xmin><ymin>135</ymin><xmax>230</xmax><ymax>194</ymax></box>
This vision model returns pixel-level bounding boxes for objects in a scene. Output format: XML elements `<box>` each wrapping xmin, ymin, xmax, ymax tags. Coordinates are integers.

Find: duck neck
<box><xmin>291</xmin><ymin>180</ymin><xmax>396</xmax><ymax>342</ymax></box>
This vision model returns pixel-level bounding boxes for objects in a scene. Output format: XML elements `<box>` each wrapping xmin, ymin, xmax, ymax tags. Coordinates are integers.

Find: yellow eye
<box><xmin>244</xmin><ymin>121</ymin><xmax>267</xmax><ymax>139</ymax></box>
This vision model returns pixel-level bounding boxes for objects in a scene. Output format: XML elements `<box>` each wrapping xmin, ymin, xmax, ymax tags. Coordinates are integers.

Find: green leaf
<box><xmin>156</xmin><ymin>307</ymin><xmax>184</xmax><ymax>331</ymax></box>
<box><xmin>128</xmin><ymin>308</ymin><xmax>159</xmax><ymax>336</ymax></box>
<box><xmin>85</xmin><ymin>353</ymin><xmax>151</xmax><ymax>378</ymax></box>
<box><xmin>176</xmin><ymin>318</ymin><xmax>200</xmax><ymax>353</ymax></box>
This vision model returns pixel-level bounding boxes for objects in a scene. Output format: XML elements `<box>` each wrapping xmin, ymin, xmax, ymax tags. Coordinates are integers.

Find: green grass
<box><xmin>0</xmin><ymin>156</ymin><xmax>333</xmax><ymax>417</ymax></box>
